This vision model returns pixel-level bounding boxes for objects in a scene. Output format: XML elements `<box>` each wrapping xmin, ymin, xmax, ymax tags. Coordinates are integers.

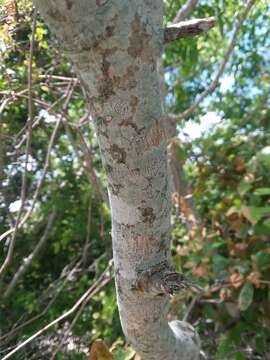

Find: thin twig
<box><xmin>1</xmin><ymin>263</ymin><xmax>113</xmax><ymax>360</ymax></box>
<box><xmin>61</xmin><ymin>117</ymin><xmax>108</xmax><ymax>204</ymax></box>
<box><xmin>0</xmin><ymin>8</ymin><xmax>37</xmax><ymax>278</ymax></box>
<box><xmin>82</xmin><ymin>194</ymin><xmax>93</xmax><ymax>267</ymax></box>
<box><xmin>0</xmin><ymin>260</ymin><xmax>82</xmax><ymax>344</ymax></box>
<box><xmin>0</xmin><ymin>97</ymin><xmax>10</xmax><ymax>115</ymax></box>
<box><xmin>72</xmin><ymin>124</ymin><xmax>108</xmax><ymax>204</ymax></box>
<box><xmin>173</xmin><ymin>0</ymin><xmax>257</xmax><ymax>122</ymax></box>
<box><xmin>0</xmin><ymin>82</ymin><xmax>76</xmax><ymax>244</ymax></box>
<box><xmin>14</xmin><ymin>89</ymin><xmax>70</xmax><ymax>151</ymax></box>
<box><xmin>38</xmin><ymin>74</ymin><xmax>77</xmax><ymax>82</ymax></box>
<box><xmin>183</xmin><ymin>294</ymin><xmax>201</xmax><ymax>322</ymax></box>
<box><xmin>51</xmin><ymin>280</ymin><xmax>94</xmax><ymax>358</ymax></box>
<box><xmin>3</xmin><ymin>211</ymin><xmax>56</xmax><ymax>298</ymax></box>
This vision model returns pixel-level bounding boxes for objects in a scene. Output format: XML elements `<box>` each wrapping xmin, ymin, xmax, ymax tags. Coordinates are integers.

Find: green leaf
<box><xmin>256</xmin><ymin>146</ymin><xmax>270</xmax><ymax>165</ymax></box>
<box><xmin>235</xmin><ymin>352</ymin><xmax>247</xmax><ymax>360</ymax></box>
<box><xmin>216</xmin><ymin>334</ymin><xmax>234</xmax><ymax>357</ymax></box>
<box><xmin>254</xmin><ymin>188</ymin><xmax>270</xmax><ymax>196</ymax></box>
<box><xmin>241</xmin><ymin>206</ymin><xmax>270</xmax><ymax>225</ymax></box>
<box><xmin>238</xmin><ymin>181</ymin><xmax>252</xmax><ymax>196</ymax></box>
<box><xmin>255</xmin><ymin>335</ymin><xmax>265</xmax><ymax>354</ymax></box>
<box><xmin>113</xmin><ymin>348</ymin><xmax>135</xmax><ymax>360</ymax></box>
<box><xmin>212</xmin><ymin>255</ymin><xmax>231</xmax><ymax>273</ymax></box>
<box><xmin>239</xmin><ymin>282</ymin><xmax>254</xmax><ymax>311</ymax></box>
<box><xmin>254</xmin><ymin>251</ymin><xmax>270</xmax><ymax>272</ymax></box>
<box><xmin>177</xmin><ymin>144</ymin><xmax>186</xmax><ymax>162</ymax></box>
<box><xmin>263</xmin><ymin>218</ymin><xmax>270</xmax><ymax>229</ymax></box>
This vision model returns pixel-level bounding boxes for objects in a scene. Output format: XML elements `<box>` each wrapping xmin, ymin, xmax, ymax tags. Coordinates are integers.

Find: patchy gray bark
<box><xmin>33</xmin><ymin>1</ymin><xmax>200</xmax><ymax>359</ymax></box>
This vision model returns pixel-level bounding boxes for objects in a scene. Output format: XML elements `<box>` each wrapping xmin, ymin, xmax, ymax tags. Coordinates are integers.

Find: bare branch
<box><xmin>51</xmin><ymin>269</ymin><xmax>97</xmax><ymax>358</ymax></box>
<box><xmin>173</xmin><ymin>0</ymin><xmax>198</xmax><ymax>23</ymax></box>
<box><xmin>1</xmin><ymin>264</ymin><xmax>113</xmax><ymax>360</ymax></box>
<box><xmin>183</xmin><ymin>294</ymin><xmax>201</xmax><ymax>322</ymax></box>
<box><xmin>173</xmin><ymin>0</ymin><xmax>257</xmax><ymax>122</ymax></box>
<box><xmin>0</xmin><ymin>8</ymin><xmax>37</xmax><ymax>278</ymax></box>
<box><xmin>38</xmin><ymin>74</ymin><xmax>77</xmax><ymax>82</ymax></box>
<box><xmin>0</xmin><ymin>82</ymin><xmax>75</xmax><ymax>245</ymax></box>
<box><xmin>0</xmin><ymin>97</ymin><xmax>10</xmax><ymax>115</ymax></box>
<box><xmin>14</xmin><ymin>89</ymin><xmax>69</xmax><ymax>151</ymax></box>
<box><xmin>75</xmin><ymin>126</ymin><xmax>108</xmax><ymax>205</ymax></box>
<box><xmin>62</xmin><ymin>117</ymin><xmax>109</xmax><ymax>205</ymax></box>
<box><xmin>164</xmin><ymin>17</ymin><xmax>216</xmax><ymax>43</ymax></box>
<box><xmin>3</xmin><ymin>211</ymin><xmax>56</xmax><ymax>298</ymax></box>
<box><xmin>0</xmin><ymin>260</ymin><xmax>82</xmax><ymax>344</ymax></box>
<box><xmin>168</xmin><ymin>141</ymin><xmax>200</xmax><ymax>229</ymax></box>
<box><xmin>82</xmin><ymin>194</ymin><xmax>93</xmax><ymax>267</ymax></box>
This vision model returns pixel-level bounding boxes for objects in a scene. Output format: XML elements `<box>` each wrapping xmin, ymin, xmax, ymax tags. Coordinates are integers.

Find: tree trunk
<box><xmin>33</xmin><ymin>1</ymin><xmax>200</xmax><ymax>359</ymax></box>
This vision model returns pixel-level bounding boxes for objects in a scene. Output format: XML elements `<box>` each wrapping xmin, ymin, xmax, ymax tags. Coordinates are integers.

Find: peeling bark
<box><xmin>33</xmin><ymin>1</ymin><xmax>200</xmax><ymax>359</ymax></box>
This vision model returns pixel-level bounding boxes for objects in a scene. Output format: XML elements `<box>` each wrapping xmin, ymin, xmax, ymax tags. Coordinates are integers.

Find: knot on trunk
<box><xmin>131</xmin><ymin>260</ymin><xmax>203</xmax><ymax>296</ymax></box>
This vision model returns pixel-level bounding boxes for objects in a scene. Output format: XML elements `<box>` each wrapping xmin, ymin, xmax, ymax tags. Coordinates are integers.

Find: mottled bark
<box><xmin>33</xmin><ymin>1</ymin><xmax>200</xmax><ymax>359</ymax></box>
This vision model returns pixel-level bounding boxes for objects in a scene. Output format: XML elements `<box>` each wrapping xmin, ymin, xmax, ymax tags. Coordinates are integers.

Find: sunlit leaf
<box><xmin>254</xmin><ymin>188</ymin><xmax>270</xmax><ymax>196</ymax></box>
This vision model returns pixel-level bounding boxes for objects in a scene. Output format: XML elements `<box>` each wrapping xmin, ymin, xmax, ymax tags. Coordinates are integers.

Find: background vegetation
<box><xmin>0</xmin><ymin>0</ymin><xmax>269</xmax><ymax>359</ymax></box>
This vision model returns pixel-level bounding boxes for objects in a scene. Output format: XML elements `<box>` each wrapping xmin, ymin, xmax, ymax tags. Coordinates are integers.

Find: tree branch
<box><xmin>3</xmin><ymin>211</ymin><xmax>56</xmax><ymax>298</ymax></box>
<box><xmin>0</xmin><ymin>259</ymin><xmax>82</xmax><ymax>344</ymax></box>
<box><xmin>0</xmin><ymin>82</ymin><xmax>75</xmax><ymax>245</ymax></box>
<box><xmin>0</xmin><ymin>8</ymin><xmax>37</xmax><ymax>278</ymax></box>
<box><xmin>173</xmin><ymin>0</ymin><xmax>198</xmax><ymax>23</ymax></box>
<box><xmin>61</xmin><ymin>116</ymin><xmax>109</xmax><ymax>205</ymax></box>
<box><xmin>173</xmin><ymin>0</ymin><xmax>257</xmax><ymax>122</ymax></box>
<box><xmin>164</xmin><ymin>17</ymin><xmax>216</xmax><ymax>43</ymax></box>
<box><xmin>1</xmin><ymin>263</ymin><xmax>113</xmax><ymax>360</ymax></box>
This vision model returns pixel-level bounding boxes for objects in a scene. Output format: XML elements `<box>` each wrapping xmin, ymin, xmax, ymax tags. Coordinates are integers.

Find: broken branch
<box><xmin>164</xmin><ymin>17</ymin><xmax>216</xmax><ymax>43</ymax></box>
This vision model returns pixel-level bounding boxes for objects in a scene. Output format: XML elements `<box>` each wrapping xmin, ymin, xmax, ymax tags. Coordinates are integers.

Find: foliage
<box><xmin>0</xmin><ymin>0</ymin><xmax>269</xmax><ymax>359</ymax></box>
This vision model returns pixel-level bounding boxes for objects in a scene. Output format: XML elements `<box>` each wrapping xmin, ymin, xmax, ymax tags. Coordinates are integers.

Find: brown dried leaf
<box><xmin>229</xmin><ymin>273</ymin><xmax>245</xmax><ymax>289</ymax></box>
<box><xmin>176</xmin><ymin>245</ymin><xmax>190</xmax><ymax>257</ymax></box>
<box><xmin>192</xmin><ymin>264</ymin><xmax>209</xmax><ymax>278</ymax></box>
<box><xmin>229</xmin><ymin>218</ymin><xmax>243</xmax><ymax>231</ymax></box>
<box><xmin>89</xmin><ymin>339</ymin><xmax>114</xmax><ymax>360</ymax></box>
<box><xmin>230</xmin><ymin>242</ymin><xmax>248</xmax><ymax>257</ymax></box>
<box><xmin>241</xmin><ymin>206</ymin><xmax>256</xmax><ymax>225</ymax></box>
<box><xmin>183</xmin><ymin>261</ymin><xmax>194</xmax><ymax>270</ymax></box>
<box><xmin>234</xmin><ymin>157</ymin><xmax>246</xmax><ymax>172</ymax></box>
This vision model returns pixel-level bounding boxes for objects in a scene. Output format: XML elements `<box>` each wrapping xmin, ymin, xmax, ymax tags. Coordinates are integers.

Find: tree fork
<box><xmin>33</xmin><ymin>1</ymin><xmax>200</xmax><ymax>358</ymax></box>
